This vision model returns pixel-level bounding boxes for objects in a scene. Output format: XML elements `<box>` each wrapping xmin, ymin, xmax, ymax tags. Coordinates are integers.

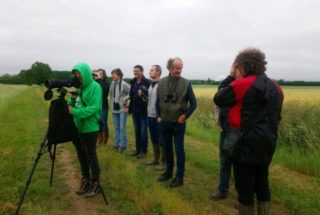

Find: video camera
<box><xmin>43</xmin><ymin>76</ymin><xmax>80</xmax><ymax>101</ymax></box>
<box><xmin>44</xmin><ymin>76</ymin><xmax>81</xmax><ymax>89</ymax></box>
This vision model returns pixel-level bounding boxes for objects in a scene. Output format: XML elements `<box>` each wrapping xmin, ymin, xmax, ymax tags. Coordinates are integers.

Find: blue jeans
<box><xmin>112</xmin><ymin>112</ymin><xmax>128</xmax><ymax>149</ymax></box>
<box><xmin>132</xmin><ymin>113</ymin><xmax>148</xmax><ymax>153</ymax></box>
<box><xmin>148</xmin><ymin>117</ymin><xmax>161</xmax><ymax>145</ymax></box>
<box><xmin>218</xmin><ymin>131</ymin><xmax>232</xmax><ymax>193</ymax></box>
<box><xmin>160</xmin><ymin>121</ymin><xmax>186</xmax><ymax>179</ymax></box>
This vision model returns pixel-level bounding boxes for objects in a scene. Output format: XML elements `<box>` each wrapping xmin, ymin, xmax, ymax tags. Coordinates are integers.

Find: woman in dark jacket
<box><xmin>214</xmin><ymin>48</ymin><xmax>284</xmax><ymax>215</ymax></box>
<box><xmin>94</xmin><ymin>69</ymin><xmax>110</xmax><ymax>145</ymax></box>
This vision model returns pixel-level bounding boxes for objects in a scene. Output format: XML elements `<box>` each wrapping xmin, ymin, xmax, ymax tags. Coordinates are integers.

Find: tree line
<box><xmin>0</xmin><ymin>62</ymin><xmax>319</xmax><ymax>86</ymax></box>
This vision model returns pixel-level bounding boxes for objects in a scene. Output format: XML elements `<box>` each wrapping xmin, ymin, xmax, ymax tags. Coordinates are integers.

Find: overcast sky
<box><xmin>1</xmin><ymin>0</ymin><xmax>319</xmax><ymax>81</ymax></box>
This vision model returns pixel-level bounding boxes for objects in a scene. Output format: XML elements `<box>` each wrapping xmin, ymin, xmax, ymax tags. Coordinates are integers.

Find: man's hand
<box><xmin>70</xmin><ymin>92</ymin><xmax>77</xmax><ymax>99</ymax></box>
<box><xmin>124</xmin><ymin>107</ymin><xmax>129</xmax><ymax>113</ymax></box>
<box><xmin>121</xmin><ymin>99</ymin><xmax>128</xmax><ymax>106</ymax></box>
<box><xmin>230</xmin><ymin>63</ymin><xmax>237</xmax><ymax>78</ymax></box>
<box><xmin>157</xmin><ymin>117</ymin><xmax>162</xmax><ymax>123</ymax></box>
<box><xmin>230</xmin><ymin>62</ymin><xmax>244</xmax><ymax>80</ymax></box>
<box><xmin>68</xmin><ymin>106</ymin><xmax>73</xmax><ymax>114</ymax></box>
<box><xmin>178</xmin><ymin>114</ymin><xmax>186</xmax><ymax>123</ymax></box>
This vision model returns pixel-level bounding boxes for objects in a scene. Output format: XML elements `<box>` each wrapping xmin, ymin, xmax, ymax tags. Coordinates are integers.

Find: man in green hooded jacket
<box><xmin>68</xmin><ymin>62</ymin><xmax>102</xmax><ymax>197</ymax></box>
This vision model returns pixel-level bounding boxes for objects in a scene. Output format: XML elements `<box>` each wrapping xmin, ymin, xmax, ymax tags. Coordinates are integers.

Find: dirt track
<box><xmin>57</xmin><ymin>146</ymin><xmax>101</xmax><ymax>215</ymax></box>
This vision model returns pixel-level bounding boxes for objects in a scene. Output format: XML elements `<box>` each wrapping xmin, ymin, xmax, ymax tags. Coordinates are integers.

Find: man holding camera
<box><xmin>129</xmin><ymin>65</ymin><xmax>151</xmax><ymax>159</ymax></box>
<box><xmin>156</xmin><ymin>57</ymin><xmax>197</xmax><ymax>187</ymax></box>
<box><xmin>68</xmin><ymin>62</ymin><xmax>102</xmax><ymax>197</ymax></box>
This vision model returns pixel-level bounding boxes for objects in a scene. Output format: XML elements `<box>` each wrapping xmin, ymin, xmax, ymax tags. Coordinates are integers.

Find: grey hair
<box><xmin>166</xmin><ymin>57</ymin><xmax>183</xmax><ymax>70</ymax></box>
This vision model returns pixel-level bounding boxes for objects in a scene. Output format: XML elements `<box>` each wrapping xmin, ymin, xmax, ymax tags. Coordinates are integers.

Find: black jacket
<box><xmin>216</xmin><ymin>75</ymin><xmax>234</xmax><ymax>131</ymax></box>
<box><xmin>129</xmin><ymin>76</ymin><xmax>151</xmax><ymax>116</ymax></box>
<box><xmin>214</xmin><ymin>74</ymin><xmax>284</xmax><ymax>165</ymax></box>
<box><xmin>96</xmin><ymin>79</ymin><xmax>110</xmax><ymax>110</ymax></box>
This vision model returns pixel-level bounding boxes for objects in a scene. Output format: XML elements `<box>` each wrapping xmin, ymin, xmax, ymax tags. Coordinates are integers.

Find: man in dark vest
<box><xmin>156</xmin><ymin>57</ymin><xmax>197</xmax><ymax>187</ymax></box>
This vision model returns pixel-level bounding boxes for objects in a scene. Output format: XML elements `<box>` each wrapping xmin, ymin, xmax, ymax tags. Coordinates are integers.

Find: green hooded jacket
<box><xmin>68</xmin><ymin>63</ymin><xmax>102</xmax><ymax>133</ymax></box>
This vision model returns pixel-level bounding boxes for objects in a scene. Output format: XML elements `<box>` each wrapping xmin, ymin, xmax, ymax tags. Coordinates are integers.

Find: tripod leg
<box><xmin>100</xmin><ymin>186</ymin><xmax>109</xmax><ymax>205</ymax></box>
<box><xmin>15</xmin><ymin>133</ymin><xmax>48</xmax><ymax>215</ymax></box>
<box><xmin>49</xmin><ymin>144</ymin><xmax>57</xmax><ymax>187</ymax></box>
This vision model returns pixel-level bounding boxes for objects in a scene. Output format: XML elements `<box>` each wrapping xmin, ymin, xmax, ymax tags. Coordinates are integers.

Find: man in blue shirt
<box><xmin>129</xmin><ymin>65</ymin><xmax>151</xmax><ymax>158</ymax></box>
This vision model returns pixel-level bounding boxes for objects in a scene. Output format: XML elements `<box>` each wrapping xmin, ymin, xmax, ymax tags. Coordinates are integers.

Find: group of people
<box><xmin>67</xmin><ymin>48</ymin><xmax>283</xmax><ymax>215</ymax></box>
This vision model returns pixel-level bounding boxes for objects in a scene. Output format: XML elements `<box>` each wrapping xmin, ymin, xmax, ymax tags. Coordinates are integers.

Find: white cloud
<box><xmin>0</xmin><ymin>0</ymin><xmax>320</xmax><ymax>80</ymax></box>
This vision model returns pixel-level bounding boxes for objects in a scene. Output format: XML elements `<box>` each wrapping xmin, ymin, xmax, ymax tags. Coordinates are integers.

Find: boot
<box><xmin>147</xmin><ymin>144</ymin><xmax>160</xmax><ymax>165</ymax></box>
<box><xmin>160</xmin><ymin>145</ymin><xmax>166</xmax><ymax>164</ymax></box>
<box><xmin>209</xmin><ymin>190</ymin><xmax>227</xmax><ymax>201</ymax></box>
<box><xmin>136</xmin><ymin>152</ymin><xmax>146</xmax><ymax>159</ymax></box>
<box><xmin>257</xmin><ymin>201</ymin><xmax>271</xmax><ymax>215</ymax></box>
<box><xmin>96</xmin><ymin>132</ymin><xmax>103</xmax><ymax>146</ymax></box>
<box><xmin>169</xmin><ymin>177</ymin><xmax>184</xmax><ymax>188</ymax></box>
<box><xmin>239</xmin><ymin>203</ymin><xmax>255</xmax><ymax>215</ymax></box>
<box><xmin>102</xmin><ymin>131</ymin><xmax>108</xmax><ymax>145</ymax></box>
<box><xmin>157</xmin><ymin>172</ymin><xmax>172</xmax><ymax>182</ymax></box>
<box><xmin>76</xmin><ymin>178</ymin><xmax>91</xmax><ymax>195</ymax></box>
<box><xmin>155</xmin><ymin>145</ymin><xmax>166</xmax><ymax>170</ymax></box>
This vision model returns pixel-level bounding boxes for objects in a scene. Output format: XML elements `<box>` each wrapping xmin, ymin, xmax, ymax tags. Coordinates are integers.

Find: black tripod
<box><xmin>15</xmin><ymin>89</ymin><xmax>108</xmax><ymax>215</ymax></box>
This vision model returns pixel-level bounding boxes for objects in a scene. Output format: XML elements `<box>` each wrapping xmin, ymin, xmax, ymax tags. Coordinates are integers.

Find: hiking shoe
<box><xmin>131</xmin><ymin>151</ymin><xmax>139</xmax><ymax>156</ymax></box>
<box><xmin>85</xmin><ymin>181</ymin><xmax>101</xmax><ymax>197</ymax></box>
<box><xmin>157</xmin><ymin>173</ymin><xmax>172</xmax><ymax>182</ymax></box>
<box><xmin>209</xmin><ymin>190</ymin><xmax>228</xmax><ymax>201</ymax></box>
<box><xmin>75</xmin><ymin>178</ymin><xmax>91</xmax><ymax>195</ymax></box>
<box><xmin>136</xmin><ymin>152</ymin><xmax>146</xmax><ymax>159</ymax></box>
<box><xmin>119</xmin><ymin>147</ymin><xmax>127</xmax><ymax>153</ymax></box>
<box><xmin>169</xmin><ymin>177</ymin><xmax>184</xmax><ymax>188</ymax></box>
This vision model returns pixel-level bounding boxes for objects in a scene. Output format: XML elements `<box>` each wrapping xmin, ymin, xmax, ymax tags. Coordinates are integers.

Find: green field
<box><xmin>0</xmin><ymin>84</ymin><xmax>320</xmax><ymax>215</ymax></box>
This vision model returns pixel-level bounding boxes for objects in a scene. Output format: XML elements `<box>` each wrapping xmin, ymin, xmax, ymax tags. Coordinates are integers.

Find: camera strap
<box><xmin>167</xmin><ymin>78</ymin><xmax>178</xmax><ymax>96</ymax></box>
<box><xmin>113</xmin><ymin>80</ymin><xmax>122</xmax><ymax>101</ymax></box>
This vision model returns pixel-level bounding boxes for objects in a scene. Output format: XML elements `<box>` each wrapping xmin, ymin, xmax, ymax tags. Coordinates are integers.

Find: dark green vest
<box><xmin>157</xmin><ymin>76</ymin><xmax>190</xmax><ymax>122</ymax></box>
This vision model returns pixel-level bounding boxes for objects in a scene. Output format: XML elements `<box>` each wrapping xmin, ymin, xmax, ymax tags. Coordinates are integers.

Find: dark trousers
<box><xmin>72</xmin><ymin>132</ymin><xmax>100</xmax><ymax>181</ymax></box>
<box><xmin>132</xmin><ymin>113</ymin><xmax>148</xmax><ymax>154</ymax></box>
<box><xmin>161</xmin><ymin>121</ymin><xmax>186</xmax><ymax>179</ymax></box>
<box><xmin>233</xmin><ymin>163</ymin><xmax>271</xmax><ymax>205</ymax></box>
<box><xmin>218</xmin><ymin>131</ymin><xmax>232</xmax><ymax>193</ymax></box>
<box><xmin>148</xmin><ymin>117</ymin><xmax>160</xmax><ymax>145</ymax></box>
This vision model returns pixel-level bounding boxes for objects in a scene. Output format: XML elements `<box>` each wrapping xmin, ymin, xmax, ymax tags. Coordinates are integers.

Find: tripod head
<box><xmin>44</xmin><ymin>88</ymin><xmax>68</xmax><ymax>101</ymax></box>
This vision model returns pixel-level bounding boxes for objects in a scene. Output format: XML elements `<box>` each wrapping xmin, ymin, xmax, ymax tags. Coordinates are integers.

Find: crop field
<box><xmin>0</xmin><ymin>84</ymin><xmax>319</xmax><ymax>215</ymax></box>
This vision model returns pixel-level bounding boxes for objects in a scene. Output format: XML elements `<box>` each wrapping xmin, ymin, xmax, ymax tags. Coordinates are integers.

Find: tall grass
<box><xmin>0</xmin><ymin>85</ymin><xmax>72</xmax><ymax>215</ymax></box>
<box><xmin>1</xmin><ymin>84</ymin><xmax>320</xmax><ymax>215</ymax></box>
<box><xmin>189</xmin><ymin>85</ymin><xmax>320</xmax><ymax>214</ymax></box>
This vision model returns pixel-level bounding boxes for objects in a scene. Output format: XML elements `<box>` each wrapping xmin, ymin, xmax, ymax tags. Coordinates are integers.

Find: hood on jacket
<box><xmin>72</xmin><ymin>63</ymin><xmax>93</xmax><ymax>88</ymax></box>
